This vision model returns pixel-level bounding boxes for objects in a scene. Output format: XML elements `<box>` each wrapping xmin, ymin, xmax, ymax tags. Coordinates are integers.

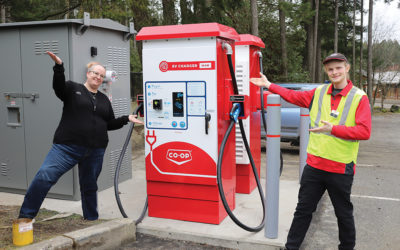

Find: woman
<box><xmin>18</xmin><ymin>51</ymin><xmax>143</xmax><ymax>220</ymax></box>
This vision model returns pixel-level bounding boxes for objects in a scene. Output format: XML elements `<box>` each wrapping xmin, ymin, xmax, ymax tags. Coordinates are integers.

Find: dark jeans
<box><xmin>19</xmin><ymin>144</ymin><xmax>106</xmax><ymax>220</ymax></box>
<box><xmin>285</xmin><ymin>165</ymin><xmax>355</xmax><ymax>250</ymax></box>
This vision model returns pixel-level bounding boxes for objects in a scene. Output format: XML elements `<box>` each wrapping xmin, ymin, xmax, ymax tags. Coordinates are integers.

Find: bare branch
<box><xmin>44</xmin><ymin>1</ymin><xmax>82</xmax><ymax>20</ymax></box>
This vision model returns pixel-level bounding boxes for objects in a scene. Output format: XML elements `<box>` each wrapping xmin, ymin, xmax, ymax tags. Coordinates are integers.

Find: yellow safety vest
<box><xmin>307</xmin><ymin>84</ymin><xmax>366</xmax><ymax>164</ymax></box>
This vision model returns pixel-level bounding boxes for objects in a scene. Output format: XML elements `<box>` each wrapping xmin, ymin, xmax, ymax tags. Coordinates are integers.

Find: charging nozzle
<box><xmin>227</xmin><ymin>95</ymin><xmax>248</xmax><ymax>121</ymax></box>
<box><xmin>230</xmin><ymin>103</ymin><xmax>241</xmax><ymax>123</ymax></box>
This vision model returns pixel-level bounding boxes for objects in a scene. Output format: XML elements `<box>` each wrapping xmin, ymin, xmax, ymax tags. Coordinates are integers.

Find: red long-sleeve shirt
<box><xmin>268</xmin><ymin>80</ymin><xmax>371</xmax><ymax>174</ymax></box>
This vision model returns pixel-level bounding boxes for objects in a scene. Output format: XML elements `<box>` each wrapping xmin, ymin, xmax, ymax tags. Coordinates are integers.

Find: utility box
<box><xmin>0</xmin><ymin>15</ymin><xmax>135</xmax><ymax>200</ymax></box>
<box><xmin>234</xmin><ymin>34</ymin><xmax>265</xmax><ymax>194</ymax></box>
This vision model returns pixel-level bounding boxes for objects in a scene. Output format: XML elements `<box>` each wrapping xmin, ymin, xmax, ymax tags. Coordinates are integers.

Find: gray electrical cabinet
<box><xmin>0</xmin><ymin>14</ymin><xmax>135</xmax><ymax>200</ymax></box>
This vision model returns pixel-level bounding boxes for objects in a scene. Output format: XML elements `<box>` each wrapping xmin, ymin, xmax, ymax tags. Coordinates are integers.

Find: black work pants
<box><xmin>285</xmin><ymin>165</ymin><xmax>355</xmax><ymax>250</ymax></box>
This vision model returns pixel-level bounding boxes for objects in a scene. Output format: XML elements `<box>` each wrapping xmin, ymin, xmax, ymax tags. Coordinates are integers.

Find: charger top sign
<box><xmin>159</xmin><ymin>61</ymin><xmax>215</xmax><ymax>72</ymax></box>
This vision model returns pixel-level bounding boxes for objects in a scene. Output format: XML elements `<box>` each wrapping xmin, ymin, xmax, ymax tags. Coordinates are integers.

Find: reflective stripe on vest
<box><xmin>308</xmin><ymin>84</ymin><xmax>366</xmax><ymax>164</ymax></box>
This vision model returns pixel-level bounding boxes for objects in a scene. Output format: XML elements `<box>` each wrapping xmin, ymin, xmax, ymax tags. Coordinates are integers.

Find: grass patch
<box><xmin>0</xmin><ymin>205</ymin><xmax>105</xmax><ymax>249</ymax></box>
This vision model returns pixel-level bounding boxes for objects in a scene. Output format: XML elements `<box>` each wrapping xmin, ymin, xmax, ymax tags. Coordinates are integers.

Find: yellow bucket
<box><xmin>12</xmin><ymin>218</ymin><xmax>34</xmax><ymax>246</ymax></box>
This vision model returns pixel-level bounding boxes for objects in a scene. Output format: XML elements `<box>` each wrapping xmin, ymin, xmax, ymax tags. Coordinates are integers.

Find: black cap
<box><xmin>323</xmin><ymin>53</ymin><xmax>348</xmax><ymax>64</ymax></box>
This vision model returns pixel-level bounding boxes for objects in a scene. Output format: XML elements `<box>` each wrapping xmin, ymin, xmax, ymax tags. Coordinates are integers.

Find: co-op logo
<box><xmin>166</xmin><ymin>149</ymin><xmax>192</xmax><ymax>165</ymax></box>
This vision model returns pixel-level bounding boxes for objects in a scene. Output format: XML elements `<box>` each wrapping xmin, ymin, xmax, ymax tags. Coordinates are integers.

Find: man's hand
<box><xmin>309</xmin><ymin>120</ymin><xmax>333</xmax><ymax>133</ymax></box>
<box><xmin>46</xmin><ymin>51</ymin><xmax>62</xmax><ymax>65</ymax></box>
<box><xmin>250</xmin><ymin>73</ymin><xmax>271</xmax><ymax>88</ymax></box>
<box><xmin>128</xmin><ymin>115</ymin><xmax>144</xmax><ymax>125</ymax></box>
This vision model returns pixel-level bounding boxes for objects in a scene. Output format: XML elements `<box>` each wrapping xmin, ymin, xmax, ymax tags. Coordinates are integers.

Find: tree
<box><xmin>279</xmin><ymin>0</ymin><xmax>288</xmax><ymax>81</ymax></box>
<box><xmin>210</xmin><ymin>0</ymin><xmax>250</xmax><ymax>33</ymax></box>
<box><xmin>311</xmin><ymin>0</ymin><xmax>319</xmax><ymax>82</ymax></box>
<box><xmin>192</xmin><ymin>0</ymin><xmax>211</xmax><ymax>23</ymax></box>
<box><xmin>367</xmin><ymin>0</ymin><xmax>373</xmax><ymax>110</ymax></box>
<box><xmin>162</xmin><ymin>0</ymin><xmax>178</xmax><ymax>25</ymax></box>
<box><xmin>370</xmin><ymin>14</ymin><xmax>400</xmax><ymax>108</ymax></box>
<box><xmin>352</xmin><ymin>0</ymin><xmax>356</xmax><ymax>83</ymax></box>
<box><xmin>250</xmin><ymin>0</ymin><xmax>258</xmax><ymax>36</ymax></box>
<box><xmin>0</xmin><ymin>0</ymin><xmax>10</xmax><ymax>23</ymax></box>
<box><xmin>334</xmin><ymin>0</ymin><xmax>339</xmax><ymax>52</ymax></box>
<box><xmin>359</xmin><ymin>0</ymin><xmax>364</xmax><ymax>88</ymax></box>
<box><xmin>180</xmin><ymin>0</ymin><xmax>193</xmax><ymax>24</ymax></box>
<box><xmin>129</xmin><ymin>0</ymin><xmax>162</xmax><ymax>71</ymax></box>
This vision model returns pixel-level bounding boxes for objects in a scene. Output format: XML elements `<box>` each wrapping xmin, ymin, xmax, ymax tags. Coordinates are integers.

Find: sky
<box><xmin>364</xmin><ymin>0</ymin><xmax>400</xmax><ymax>42</ymax></box>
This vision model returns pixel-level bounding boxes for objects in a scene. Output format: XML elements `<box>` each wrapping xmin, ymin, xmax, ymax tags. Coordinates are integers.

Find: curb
<box><xmin>137</xmin><ymin>226</ymin><xmax>284</xmax><ymax>250</ymax></box>
<box><xmin>20</xmin><ymin>218</ymin><xmax>135</xmax><ymax>250</ymax></box>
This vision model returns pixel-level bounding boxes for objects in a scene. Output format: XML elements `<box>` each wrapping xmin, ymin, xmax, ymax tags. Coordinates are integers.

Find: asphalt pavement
<box><xmin>300</xmin><ymin>112</ymin><xmax>400</xmax><ymax>250</ymax></box>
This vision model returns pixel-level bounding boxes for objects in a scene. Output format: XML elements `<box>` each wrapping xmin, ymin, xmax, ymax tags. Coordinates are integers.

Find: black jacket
<box><xmin>52</xmin><ymin>63</ymin><xmax>129</xmax><ymax>148</ymax></box>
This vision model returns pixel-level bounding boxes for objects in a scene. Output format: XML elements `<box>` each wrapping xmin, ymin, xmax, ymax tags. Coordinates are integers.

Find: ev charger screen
<box><xmin>173</xmin><ymin>92</ymin><xmax>184</xmax><ymax>117</ymax></box>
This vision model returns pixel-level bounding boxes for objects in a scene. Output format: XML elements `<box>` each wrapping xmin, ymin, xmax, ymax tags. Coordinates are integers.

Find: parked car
<box><xmin>260</xmin><ymin>83</ymin><xmax>322</xmax><ymax>146</ymax></box>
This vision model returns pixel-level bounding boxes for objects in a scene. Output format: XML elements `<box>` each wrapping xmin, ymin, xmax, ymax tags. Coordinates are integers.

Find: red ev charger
<box><xmin>234</xmin><ymin>34</ymin><xmax>265</xmax><ymax>194</ymax></box>
<box><xmin>136</xmin><ymin>23</ymin><xmax>241</xmax><ymax>224</ymax></box>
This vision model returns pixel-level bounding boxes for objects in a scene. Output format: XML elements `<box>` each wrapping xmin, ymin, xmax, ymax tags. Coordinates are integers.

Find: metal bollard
<box><xmin>265</xmin><ymin>94</ymin><xmax>281</xmax><ymax>239</ymax></box>
<box><xmin>299</xmin><ymin>107</ymin><xmax>310</xmax><ymax>182</ymax></box>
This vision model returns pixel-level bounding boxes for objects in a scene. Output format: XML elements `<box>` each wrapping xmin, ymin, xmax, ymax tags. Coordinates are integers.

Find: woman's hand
<box><xmin>250</xmin><ymin>73</ymin><xmax>271</xmax><ymax>88</ymax></box>
<box><xmin>128</xmin><ymin>115</ymin><xmax>144</xmax><ymax>125</ymax></box>
<box><xmin>46</xmin><ymin>51</ymin><xmax>62</xmax><ymax>65</ymax></box>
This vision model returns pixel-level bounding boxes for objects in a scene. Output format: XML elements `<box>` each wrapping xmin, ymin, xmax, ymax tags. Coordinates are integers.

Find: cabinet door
<box><xmin>21</xmin><ymin>25</ymin><xmax>74</xmax><ymax>197</ymax></box>
<box><xmin>0</xmin><ymin>29</ymin><xmax>27</xmax><ymax>190</ymax></box>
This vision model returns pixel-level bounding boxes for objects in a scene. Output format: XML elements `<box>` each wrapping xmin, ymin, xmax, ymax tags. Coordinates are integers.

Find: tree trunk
<box><xmin>352</xmin><ymin>0</ymin><xmax>356</xmax><ymax>82</ymax></box>
<box><xmin>306</xmin><ymin>22</ymin><xmax>313</xmax><ymax>80</ymax></box>
<box><xmin>359</xmin><ymin>0</ymin><xmax>364</xmax><ymax>89</ymax></box>
<box><xmin>1</xmin><ymin>3</ymin><xmax>6</xmax><ymax>23</ymax></box>
<box><xmin>315</xmin><ymin>31</ymin><xmax>322</xmax><ymax>82</ymax></box>
<box><xmin>306</xmin><ymin>25</ymin><xmax>313</xmax><ymax>79</ymax></box>
<box><xmin>311</xmin><ymin>0</ymin><xmax>319</xmax><ymax>82</ymax></box>
<box><xmin>381</xmin><ymin>85</ymin><xmax>388</xmax><ymax>110</ymax></box>
<box><xmin>372</xmin><ymin>80</ymin><xmax>379</xmax><ymax>108</ymax></box>
<box><xmin>279</xmin><ymin>0</ymin><xmax>288</xmax><ymax>81</ymax></box>
<box><xmin>304</xmin><ymin>0</ymin><xmax>313</xmax><ymax>80</ymax></box>
<box><xmin>334</xmin><ymin>0</ymin><xmax>339</xmax><ymax>52</ymax></box>
<box><xmin>162</xmin><ymin>0</ymin><xmax>177</xmax><ymax>25</ymax></box>
<box><xmin>64</xmin><ymin>0</ymin><xmax>69</xmax><ymax>19</ymax></box>
<box><xmin>193</xmin><ymin>0</ymin><xmax>211</xmax><ymax>23</ymax></box>
<box><xmin>180</xmin><ymin>0</ymin><xmax>191</xmax><ymax>24</ymax></box>
<box><xmin>367</xmin><ymin>0</ymin><xmax>373</xmax><ymax>110</ymax></box>
<box><xmin>250</xmin><ymin>0</ymin><xmax>258</xmax><ymax>36</ymax></box>
<box><xmin>99</xmin><ymin>0</ymin><xmax>103</xmax><ymax>18</ymax></box>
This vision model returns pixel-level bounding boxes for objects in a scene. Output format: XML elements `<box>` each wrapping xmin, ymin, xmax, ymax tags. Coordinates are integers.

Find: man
<box><xmin>250</xmin><ymin>53</ymin><xmax>371</xmax><ymax>250</ymax></box>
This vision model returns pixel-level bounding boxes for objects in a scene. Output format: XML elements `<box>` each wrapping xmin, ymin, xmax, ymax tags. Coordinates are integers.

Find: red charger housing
<box><xmin>234</xmin><ymin>34</ymin><xmax>265</xmax><ymax>194</ymax></box>
<box><xmin>136</xmin><ymin>23</ymin><xmax>240</xmax><ymax>224</ymax></box>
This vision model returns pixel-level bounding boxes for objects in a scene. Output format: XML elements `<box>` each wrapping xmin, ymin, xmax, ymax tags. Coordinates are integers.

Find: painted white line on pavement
<box><xmin>356</xmin><ymin>164</ymin><xmax>374</xmax><ymax>167</ymax></box>
<box><xmin>351</xmin><ymin>194</ymin><xmax>400</xmax><ymax>202</ymax></box>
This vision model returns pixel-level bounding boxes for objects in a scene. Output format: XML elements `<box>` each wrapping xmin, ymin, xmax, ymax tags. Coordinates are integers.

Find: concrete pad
<box><xmin>135</xmin><ymin>179</ymin><xmax>298</xmax><ymax>250</ymax></box>
<box><xmin>0</xmin><ymin>191</ymin><xmax>25</xmax><ymax>206</ymax></box>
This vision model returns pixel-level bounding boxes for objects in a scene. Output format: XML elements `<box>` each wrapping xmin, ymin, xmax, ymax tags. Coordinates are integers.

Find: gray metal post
<box><xmin>265</xmin><ymin>94</ymin><xmax>281</xmax><ymax>239</ymax></box>
<box><xmin>299</xmin><ymin>107</ymin><xmax>310</xmax><ymax>181</ymax></box>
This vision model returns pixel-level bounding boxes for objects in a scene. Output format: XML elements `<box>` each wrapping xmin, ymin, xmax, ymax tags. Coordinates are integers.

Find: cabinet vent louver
<box><xmin>34</xmin><ymin>40</ymin><xmax>59</xmax><ymax>55</ymax></box>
